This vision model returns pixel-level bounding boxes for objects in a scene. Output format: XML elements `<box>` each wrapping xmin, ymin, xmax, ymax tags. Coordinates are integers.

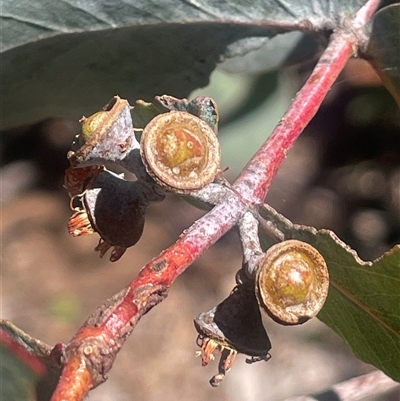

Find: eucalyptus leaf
<box><xmin>366</xmin><ymin>4</ymin><xmax>400</xmax><ymax>105</ymax></box>
<box><xmin>0</xmin><ymin>320</ymin><xmax>52</xmax><ymax>359</ymax></box>
<box><xmin>1</xmin><ymin>0</ymin><xmax>369</xmax><ymax>128</ymax></box>
<box><xmin>1</xmin><ymin>320</ymin><xmax>62</xmax><ymax>401</ymax></box>
<box><xmin>1</xmin><ymin>344</ymin><xmax>39</xmax><ymax>401</ymax></box>
<box><xmin>0</xmin><ymin>320</ymin><xmax>54</xmax><ymax>401</ymax></box>
<box><xmin>220</xmin><ymin>31</ymin><xmax>321</xmax><ymax>74</ymax></box>
<box><xmin>258</xmin><ymin>205</ymin><xmax>400</xmax><ymax>382</ymax></box>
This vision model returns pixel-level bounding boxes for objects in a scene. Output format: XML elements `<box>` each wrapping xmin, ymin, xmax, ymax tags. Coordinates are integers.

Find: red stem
<box><xmin>233</xmin><ymin>35</ymin><xmax>354</xmax><ymax>203</ymax></box>
<box><xmin>50</xmin><ymin>1</ymin><xmax>381</xmax><ymax>399</ymax></box>
<box><xmin>49</xmin><ymin>355</ymin><xmax>93</xmax><ymax>401</ymax></box>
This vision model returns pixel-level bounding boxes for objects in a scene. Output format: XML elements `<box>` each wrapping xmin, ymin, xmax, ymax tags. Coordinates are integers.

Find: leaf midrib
<box><xmin>330</xmin><ymin>278</ymin><xmax>400</xmax><ymax>338</ymax></box>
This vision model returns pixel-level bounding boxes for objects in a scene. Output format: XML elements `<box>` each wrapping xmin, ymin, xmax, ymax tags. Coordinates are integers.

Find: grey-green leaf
<box><xmin>0</xmin><ymin>320</ymin><xmax>53</xmax><ymax>401</ymax></box>
<box><xmin>1</xmin><ymin>0</ymin><xmax>369</xmax><ymax>128</ymax></box>
<box><xmin>366</xmin><ymin>4</ymin><xmax>400</xmax><ymax>105</ymax></box>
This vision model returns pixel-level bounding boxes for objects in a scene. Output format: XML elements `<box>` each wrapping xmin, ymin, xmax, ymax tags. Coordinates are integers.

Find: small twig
<box><xmin>49</xmin><ymin>355</ymin><xmax>92</xmax><ymax>401</ymax></box>
<box><xmin>285</xmin><ymin>370</ymin><xmax>399</xmax><ymax>401</ymax></box>
<box><xmin>238</xmin><ymin>211</ymin><xmax>264</xmax><ymax>277</ymax></box>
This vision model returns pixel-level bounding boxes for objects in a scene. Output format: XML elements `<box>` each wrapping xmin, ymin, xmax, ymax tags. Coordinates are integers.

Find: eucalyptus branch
<box><xmin>50</xmin><ymin>0</ymin><xmax>382</xmax><ymax>399</ymax></box>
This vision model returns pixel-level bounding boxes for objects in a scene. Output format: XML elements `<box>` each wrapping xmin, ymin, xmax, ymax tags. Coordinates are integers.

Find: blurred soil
<box><xmin>1</xmin><ymin>66</ymin><xmax>399</xmax><ymax>401</ymax></box>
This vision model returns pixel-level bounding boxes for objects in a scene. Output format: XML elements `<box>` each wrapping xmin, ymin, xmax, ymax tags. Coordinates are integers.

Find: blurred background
<box><xmin>1</xmin><ymin>58</ymin><xmax>399</xmax><ymax>400</ymax></box>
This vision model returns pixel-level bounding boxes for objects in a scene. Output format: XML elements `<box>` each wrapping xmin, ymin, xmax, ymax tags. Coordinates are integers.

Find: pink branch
<box><xmin>233</xmin><ymin>34</ymin><xmax>354</xmax><ymax>203</ymax></box>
